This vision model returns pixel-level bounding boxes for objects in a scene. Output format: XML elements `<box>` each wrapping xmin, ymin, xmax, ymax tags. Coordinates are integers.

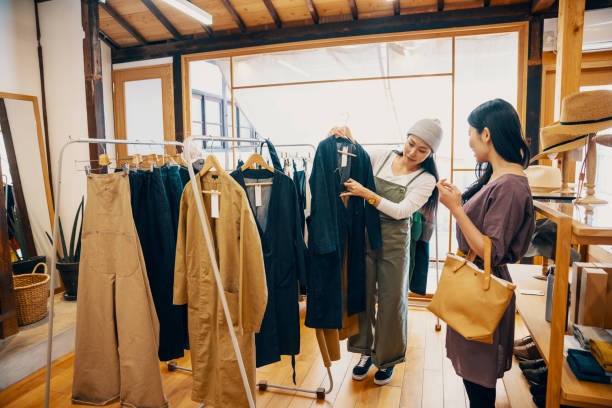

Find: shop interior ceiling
<box><xmin>85</xmin><ymin>0</ymin><xmax>612</xmax><ymax>64</ymax></box>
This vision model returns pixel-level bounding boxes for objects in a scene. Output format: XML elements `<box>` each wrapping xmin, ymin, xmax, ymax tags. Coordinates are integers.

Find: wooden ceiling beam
<box><xmin>99</xmin><ymin>30</ymin><xmax>120</xmax><ymax>50</ymax></box>
<box><xmin>305</xmin><ymin>0</ymin><xmax>319</xmax><ymax>24</ymax></box>
<box><xmin>99</xmin><ymin>1</ymin><xmax>147</xmax><ymax>45</ymax></box>
<box><xmin>438</xmin><ymin>0</ymin><xmax>444</xmax><ymax>11</ymax></box>
<box><xmin>113</xmin><ymin>3</ymin><xmax>531</xmax><ymax>63</ymax></box>
<box><xmin>262</xmin><ymin>0</ymin><xmax>282</xmax><ymax>28</ymax></box>
<box><xmin>531</xmin><ymin>0</ymin><xmax>557</xmax><ymax>13</ymax></box>
<box><xmin>393</xmin><ymin>0</ymin><xmax>399</xmax><ymax>16</ymax></box>
<box><xmin>140</xmin><ymin>0</ymin><xmax>182</xmax><ymax>40</ymax></box>
<box><xmin>219</xmin><ymin>0</ymin><xmax>247</xmax><ymax>32</ymax></box>
<box><xmin>348</xmin><ymin>0</ymin><xmax>358</xmax><ymax>20</ymax></box>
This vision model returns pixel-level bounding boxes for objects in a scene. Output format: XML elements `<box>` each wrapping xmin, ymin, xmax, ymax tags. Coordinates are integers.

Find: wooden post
<box><xmin>526</xmin><ymin>16</ymin><xmax>543</xmax><ymax>158</ymax></box>
<box><xmin>0</xmin><ymin>153</ymin><xmax>19</xmax><ymax>338</ymax></box>
<box><xmin>81</xmin><ymin>0</ymin><xmax>106</xmax><ymax>167</ymax></box>
<box><xmin>554</xmin><ymin>0</ymin><xmax>585</xmax><ymax>193</ymax></box>
<box><xmin>575</xmin><ymin>134</ymin><xmax>607</xmax><ymax>205</ymax></box>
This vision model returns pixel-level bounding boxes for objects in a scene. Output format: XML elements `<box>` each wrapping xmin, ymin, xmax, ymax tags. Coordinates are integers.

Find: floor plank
<box><xmin>0</xmin><ymin>308</ymin><xmax>524</xmax><ymax>407</ymax></box>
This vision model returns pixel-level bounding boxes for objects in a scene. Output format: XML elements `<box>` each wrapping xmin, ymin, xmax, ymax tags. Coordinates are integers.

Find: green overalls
<box><xmin>348</xmin><ymin>151</ymin><xmax>425</xmax><ymax>369</ymax></box>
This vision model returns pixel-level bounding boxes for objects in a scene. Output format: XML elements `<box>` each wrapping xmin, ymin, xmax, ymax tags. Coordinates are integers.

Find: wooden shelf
<box><xmin>534</xmin><ymin>200</ymin><xmax>612</xmax><ymax>245</ymax></box>
<box><xmin>502</xmin><ymin>357</ymin><xmax>538</xmax><ymax>408</ymax></box>
<box><xmin>509</xmin><ymin>264</ymin><xmax>612</xmax><ymax>407</ymax></box>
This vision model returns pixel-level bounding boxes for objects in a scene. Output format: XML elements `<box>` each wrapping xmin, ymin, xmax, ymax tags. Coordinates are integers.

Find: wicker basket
<box><xmin>13</xmin><ymin>262</ymin><xmax>49</xmax><ymax>326</ymax></box>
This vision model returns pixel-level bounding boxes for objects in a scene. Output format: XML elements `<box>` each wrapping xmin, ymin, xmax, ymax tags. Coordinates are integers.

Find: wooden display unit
<box><xmin>507</xmin><ymin>200</ymin><xmax>612</xmax><ymax>408</ymax></box>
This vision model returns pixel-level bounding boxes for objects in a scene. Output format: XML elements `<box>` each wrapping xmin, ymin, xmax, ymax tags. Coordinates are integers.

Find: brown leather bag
<box><xmin>427</xmin><ymin>236</ymin><xmax>516</xmax><ymax>344</ymax></box>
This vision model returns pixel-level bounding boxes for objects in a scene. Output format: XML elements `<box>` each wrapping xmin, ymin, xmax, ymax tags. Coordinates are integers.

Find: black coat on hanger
<box><xmin>305</xmin><ymin>136</ymin><xmax>382</xmax><ymax>329</ymax></box>
<box><xmin>231</xmin><ymin>167</ymin><xmax>307</xmax><ymax>368</ymax></box>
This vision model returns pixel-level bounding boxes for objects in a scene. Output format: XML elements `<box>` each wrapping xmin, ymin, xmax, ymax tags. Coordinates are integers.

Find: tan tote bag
<box><xmin>427</xmin><ymin>236</ymin><xmax>516</xmax><ymax>344</ymax></box>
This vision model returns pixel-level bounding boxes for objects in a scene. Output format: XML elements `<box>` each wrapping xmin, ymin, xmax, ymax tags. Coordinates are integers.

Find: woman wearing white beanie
<box><xmin>341</xmin><ymin>118</ymin><xmax>443</xmax><ymax>385</ymax></box>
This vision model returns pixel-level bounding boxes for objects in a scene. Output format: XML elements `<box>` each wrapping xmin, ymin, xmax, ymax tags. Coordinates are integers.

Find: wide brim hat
<box><xmin>525</xmin><ymin>165</ymin><xmax>562</xmax><ymax>192</ymax></box>
<box><xmin>531</xmin><ymin>90</ymin><xmax>612</xmax><ymax>163</ymax></box>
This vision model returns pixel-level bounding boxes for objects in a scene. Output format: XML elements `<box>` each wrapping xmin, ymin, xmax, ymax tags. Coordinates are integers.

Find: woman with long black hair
<box><xmin>341</xmin><ymin>119</ymin><xmax>442</xmax><ymax>385</ymax></box>
<box><xmin>438</xmin><ymin>99</ymin><xmax>535</xmax><ymax>407</ymax></box>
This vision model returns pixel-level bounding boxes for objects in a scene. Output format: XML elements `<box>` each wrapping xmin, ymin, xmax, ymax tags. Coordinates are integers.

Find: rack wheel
<box><xmin>257</xmin><ymin>381</ymin><xmax>268</xmax><ymax>391</ymax></box>
<box><xmin>316</xmin><ymin>387</ymin><xmax>326</xmax><ymax>400</ymax></box>
<box><xmin>435</xmin><ymin>323</ymin><xmax>442</xmax><ymax>331</ymax></box>
<box><xmin>167</xmin><ymin>361</ymin><xmax>177</xmax><ymax>372</ymax></box>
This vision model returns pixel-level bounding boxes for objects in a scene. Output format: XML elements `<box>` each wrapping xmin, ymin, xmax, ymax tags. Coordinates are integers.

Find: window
<box><xmin>185</xmin><ymin>24</ymin><xmax>527</xmax><ymax>294</ymax></box>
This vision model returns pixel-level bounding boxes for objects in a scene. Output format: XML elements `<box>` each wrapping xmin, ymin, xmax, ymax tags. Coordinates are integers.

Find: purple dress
<box><xmin>446</xmin><ymin>174</ymin><xmax>535</xmax><ymax>388</ymax></box>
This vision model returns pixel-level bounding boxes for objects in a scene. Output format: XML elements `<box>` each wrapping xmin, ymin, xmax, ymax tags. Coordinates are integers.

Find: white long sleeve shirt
<box><xmin>368</xmin><ymin>149</ymin><xmax>436</xmax><ymax>220</ymax></box>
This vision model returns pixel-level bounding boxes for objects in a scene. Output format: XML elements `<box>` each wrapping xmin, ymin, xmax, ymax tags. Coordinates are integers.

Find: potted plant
<box><xmin>9</xmin><ymin>205</ymin><xmax>46</xmax><ymax>275</ymax></box>
<box><xmin>46</xmin><ymin>197</ymin><xmax>84</xmax><ymax>301</ymax></box>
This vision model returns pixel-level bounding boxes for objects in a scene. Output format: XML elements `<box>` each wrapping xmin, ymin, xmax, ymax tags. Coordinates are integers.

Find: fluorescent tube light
<box><xmin>159</xmin><ymin>0</ymin><xmax>213</xmax><ymax>26</ymax></box>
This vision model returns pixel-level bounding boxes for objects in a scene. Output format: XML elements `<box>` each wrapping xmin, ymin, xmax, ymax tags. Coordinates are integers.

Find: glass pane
<box><xmin>233</xmin><ymin>75</ymin><xmax>452</xmax><ymax>145</ymax></box>
<box><xmin>233</xmin><ymin>39</ymin><xmax>452</xmax><ymax>87</ymax></box>
<box><xmin>205</xmin><ymin>124</ymin><xmax>221</xmax><ymax>137</ymax></box>
<box><xmin>454</xmin><ymin>32</ymin><xmax>519</xmax><ymax>170</ymax></box>
<box><xmin>191</xmin><ymin>122</ymin><xmax>203</xmax><ymax>138</ymax></box>
<box><xmin>124</xmin><ymin>78</ymin><xmax>164</xmax><ymax>155</ymax></box>
<box><xmin>388</xmin><ymin>38</ymin><xmax>452</xmax><ymax>77</ymax></box>
<box><xmin>205</xmin><ymin>99</ymin><xmax>221</xmax><ymax>124</ymax></box>
<box><xmin>190</xmin><ymin>59</ymin><xmax>230</xmax><ymax>98</ymax></box>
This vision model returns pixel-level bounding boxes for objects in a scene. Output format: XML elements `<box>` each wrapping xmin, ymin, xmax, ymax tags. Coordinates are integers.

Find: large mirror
<box><xmin>0</xmin><ymin>93</ymin><xmax>54</xmax><ymax>275</ymax></box>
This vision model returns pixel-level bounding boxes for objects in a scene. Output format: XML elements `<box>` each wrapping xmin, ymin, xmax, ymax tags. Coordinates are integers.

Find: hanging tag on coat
<box><xmin>255</xmin><ymin>185</ymin><xmax>262</xmax><ymax>207</ymax></box>
<box><xmin>341</xmin><ymin>146</ymin><xmax>348</xmax><ymax>167</ymax></box>
<box><xmin>211</xmin><ymin>192</ymin><xmax>220</xmax><ymax>218</ymax></box>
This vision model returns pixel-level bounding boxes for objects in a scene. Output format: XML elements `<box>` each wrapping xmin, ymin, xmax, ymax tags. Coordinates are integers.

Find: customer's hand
<box><xmin>341</xmin><ymin>178</ymin><xmax>367</xmax><ymax>198</ymax></box>
<box><xmin>437</xmin><ymin>179</ymin><xmax>462</xmax><ymax>213</ymax></box>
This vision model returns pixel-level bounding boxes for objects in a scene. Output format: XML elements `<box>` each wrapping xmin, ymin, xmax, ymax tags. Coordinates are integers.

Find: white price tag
<box><xmin>255</xmin><ymin>185</ymin><xmax>262</xmax><ymax>207</ymax></box>
<box><xmin>341</xmin><ymin>146</ymin><xmax>348</xmax><ymax>167</ymax></box>
<box><xmin>519</xmin><ymin>289</ymin><xmax>544</xmax><ymax>296</ymax></box>
<box><xmin>211</xmin><ymin>192</ymin><xmax>219</xmax><ymax>218</ymax></box>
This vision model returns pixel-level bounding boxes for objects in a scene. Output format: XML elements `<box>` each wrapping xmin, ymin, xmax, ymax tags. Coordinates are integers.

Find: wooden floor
<box><xmin>0</xmin><ymin>307</ymin><xmax>513</xmax><ymax>407</ymax></box>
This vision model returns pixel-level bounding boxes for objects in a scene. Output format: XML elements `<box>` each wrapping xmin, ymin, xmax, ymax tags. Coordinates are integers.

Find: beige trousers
<box><xmin>72</xmin><ymin>173</ymin><xmax>168</xmax><ymax>408</ymax></box>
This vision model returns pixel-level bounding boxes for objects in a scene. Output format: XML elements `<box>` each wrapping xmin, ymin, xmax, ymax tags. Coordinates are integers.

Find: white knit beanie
<box><xmin>408</xmin><ymin>118</ymin><xmax>443</xmax><ymax>152</ymax></box>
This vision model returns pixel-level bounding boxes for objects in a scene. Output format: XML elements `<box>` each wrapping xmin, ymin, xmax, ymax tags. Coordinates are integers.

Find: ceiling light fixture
<box><xmin>159</xmin><ymin>0</ymin><xmax>213</xmax><ymax>26</ymax></box>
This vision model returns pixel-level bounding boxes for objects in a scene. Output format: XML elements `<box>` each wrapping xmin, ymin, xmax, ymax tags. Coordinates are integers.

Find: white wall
<box><xmin>0</xmin><ymin>0</ymin><xmax>43</xmax><ymax>103</ymax></box>
<box><xmin>0</xmin><ymin>0</ymin><xmax>52</xmax><ymax>259</ymax></box>
<box><xmin>38</xmin><ymin>0</ymin><xmax>91</xmax><ymax>236</ymax></box>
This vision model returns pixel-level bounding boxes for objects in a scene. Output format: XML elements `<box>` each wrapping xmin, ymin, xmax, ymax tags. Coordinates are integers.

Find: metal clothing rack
<box><xmin>44</xmin><ymin>138</ymin><xmax>184</xmax><ymax>408</ymax></box>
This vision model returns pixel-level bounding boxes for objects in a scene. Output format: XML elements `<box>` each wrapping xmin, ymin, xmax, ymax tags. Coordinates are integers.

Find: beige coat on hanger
<box><xmin>174</xmin><ymin>169</ymin><xmax>267</xmax><ymax>407</ymax></box>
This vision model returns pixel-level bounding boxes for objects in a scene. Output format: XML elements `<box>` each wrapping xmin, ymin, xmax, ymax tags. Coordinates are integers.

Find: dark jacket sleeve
<box><xmin>362</xmin><ymin>150</ymin><xmax>382</xmax><ymax>249</ymax></box>
<box><xmin>307</xmin><ymin>144</ymin><xmax>336</xmax><ymax>255</ymax></box>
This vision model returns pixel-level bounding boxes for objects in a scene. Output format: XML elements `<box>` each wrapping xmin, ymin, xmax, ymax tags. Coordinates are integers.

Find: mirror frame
<box><xmin>0</xmin><ymin>92</ymin><xmax>55</xmax><ymax>234</ymax></box>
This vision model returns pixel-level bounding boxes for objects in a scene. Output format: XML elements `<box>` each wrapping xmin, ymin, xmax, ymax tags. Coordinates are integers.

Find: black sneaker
<box><xmin>374</xmin><ymin>365</ymin><xmax>394</xmax><ymax>385</ymax></box>
<box><xmin>352</xmin><ymin>355</ymin><xmax>373</xmax><ymax>380</ymax></box>
<box><xmin>524</xmin><ymin>366</ymin><xmax>548</xmax><ymax>385</ymax></box>
<box><xmin>519</xmin><ymin>358</ymin><xmax>546</xmax><ymax>371</ymax></box>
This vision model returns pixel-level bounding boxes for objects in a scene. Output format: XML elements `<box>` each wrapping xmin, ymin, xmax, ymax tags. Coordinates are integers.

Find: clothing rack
<box><xmin>45</xmin><ymin>137</ymin><xmax>254</xmax><ymax>408</ymax></box>
<box><xmin>44</xmin><ymin>137</ymin><xmax>184</xmax><ymax>408</ymax></box>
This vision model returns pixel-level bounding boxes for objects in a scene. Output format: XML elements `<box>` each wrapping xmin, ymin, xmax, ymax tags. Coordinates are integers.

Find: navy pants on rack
<box><xmin>129</xmin><ymin>168</ymin><xmax>188</xmax><ymax>361</ymax></box>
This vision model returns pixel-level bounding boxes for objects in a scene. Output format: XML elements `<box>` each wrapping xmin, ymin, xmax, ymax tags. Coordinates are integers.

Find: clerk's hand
<box><xmin>437</xmin><ymin>179</ymin><xmax>462</xmax><ymax>213</ymax></box>
<box><xmin>341</xmin><ymin>178</ymin><xmax>366</xmax><ymax>198</ymax></box>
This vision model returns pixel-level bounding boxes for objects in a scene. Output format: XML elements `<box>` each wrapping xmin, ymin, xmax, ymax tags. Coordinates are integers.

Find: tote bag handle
<box><xmin>454</xmin><ymin>236</ymin><xmax>493</xmax><ymax>291</ymax></box>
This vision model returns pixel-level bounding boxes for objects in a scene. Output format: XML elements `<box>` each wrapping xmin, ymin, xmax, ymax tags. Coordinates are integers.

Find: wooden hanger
<box><xmin>199</xmin><ymin>154</ymin><xmax>224</xmax><ymax>195</ymax></box>
<box><xmin>241</xmin><ymin>153</ymin><xmax>275</xmax><ymax>173</ymax></box>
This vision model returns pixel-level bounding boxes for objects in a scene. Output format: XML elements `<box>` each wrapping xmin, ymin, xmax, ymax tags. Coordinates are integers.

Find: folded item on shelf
<box><xmin>567</xmin><ymin>349</ymin><xmax>612</xmax><ymax>384</ymax></box>
<box><xmin>590</xmin><ymin>339</ymin><xmax>612</xmax><ymax>372</ymax></box>
<box><xmin>575</xmin><ymin>325</ymin><xmax>612</xmax><ymax>348</ymax></box>
<box><xmin>573</xmin><ymin>324</ymin><xmax>612</xmax><ymax>350</ymax></box>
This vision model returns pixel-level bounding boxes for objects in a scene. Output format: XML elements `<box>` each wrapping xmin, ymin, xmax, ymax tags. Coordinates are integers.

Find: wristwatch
<box><xmin>367</xmin><ymin>195</ymin><xmax>376</xmax><ymax>205</ymax></box>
